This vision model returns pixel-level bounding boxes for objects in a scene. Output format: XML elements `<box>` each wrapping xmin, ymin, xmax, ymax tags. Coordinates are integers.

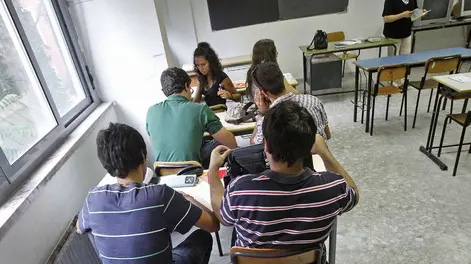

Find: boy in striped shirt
<box><xmin>77</xmin><ymin>123</ymin><xmax>220</xmax><ymax>264</ymax></box>
<box><xmin>208</xmin><ymin>100</ymin><xmax>359</xmax><ymax>251</ymax></box>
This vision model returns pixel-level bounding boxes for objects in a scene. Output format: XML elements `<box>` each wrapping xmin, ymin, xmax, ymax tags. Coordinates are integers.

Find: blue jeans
<box><xmin>172</xmin><ymin>229</ymin><xmax>213</xmax><ymax>264</ymax></box>
<box><xmin>200</xmin><ymin>139</ymin><xmax>220</xmax><ymax>169</ymax></box>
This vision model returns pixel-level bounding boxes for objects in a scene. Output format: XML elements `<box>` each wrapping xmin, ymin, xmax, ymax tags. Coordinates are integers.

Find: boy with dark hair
<box><xmin>250</xmin><ymin>62</ymin><xmax>331</xmax><ymax>144</ymax></box>
<box><xmin>147</xmin><ymin>67</ymin><xmax>237</xmax><ymax>168</ymax></box>
<box><xmin>208</xmin><ymin>101</ymin><xmax>359</xmax><ymax>252</ymax></box>
<box><xmin>77</xmin><ymin>123</ymin><xmax>219</xmax><ymax>264</ymax></box>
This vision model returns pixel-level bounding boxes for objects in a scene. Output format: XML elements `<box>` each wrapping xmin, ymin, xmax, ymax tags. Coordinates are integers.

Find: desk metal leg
<box><xmin>426</xmin><ymin>87</ymin><xmax>442</xmax><ymax>150</ymax></box>
<box><xmin>303</xmin><ymin>53</ymin><xmax>307</xmax><ymax>94</ymax></box>
<box><xmin>411</xmin><ymin>32</ymin><xmax>416</xmax><ymax>53</ymax></box>
<box><xmin>354</xmin><ymin>66</ymin><xmax>359</xmax><ymax>122</ymax></box>
<box><xmin>429</xmin><ymin>95</ymin><xmax>445</xmax><ymax>152</ymax></box>
<box><xmin>379</xmin><ymin>46</ymin><xmax>382</xmax><ymax>58</ymax></box>
<box><xmin>467</xmin><ymin>26</ymin><xmax>471</xmax><ymax>49</ymax></box>
<box><xmin>365</xmin><ymin>72</ymin><xmax>373</xmax><ymax>133</ymax></box>
<box><xmin>462</xmin><ymin>99</ymin><xmax>469</xmax><ymax>113</ymax></box>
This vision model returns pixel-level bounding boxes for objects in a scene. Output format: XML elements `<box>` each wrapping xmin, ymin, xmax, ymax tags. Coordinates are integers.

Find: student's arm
<box><xmin>249</xmin><ymin>125</ymin><xmax>257</xmax><ymax>145</ymax></box>
<box><xmin>162</xmin><ymin>186</ymin><xmax>219</xmax><ymax>233</ymax></box>
<box><xmin>208</xmin><ymin>146</ymin><xmax>234</xmax><ymax>225</ymax></box>
<box><xmin>182</xmin><ymin>193</ymin><xmax>220</xmax><ymax>233</ymax></box>
<box><xmin>212</xmin><ymin>128</ymin><xmax>237</xmax><ymax>149</ymax></box>
<box><xmin>193</xmin><ymin>85</ymin><xmax>203</xmax><ymax>103</ymax></box>
<box><xmin>383</xmin><ymin>11</ymin><xmax>413</xmax><ymax>23</ymax></box>
<box><xmin>76</xmin><ymin>197</ymin><xmax>91</xmax><ymax>234</ymax></box>
<box><xmin>311</xmin><ymin>135</ymin><xmax>359</xmax><ymax>203</ymax></box>
<box><xmin>325</xmin><ymin>124</ymin><xmax>332</xmax><ymax>140</ymax></box>
<box><xmin>284</xmin><ymin>78</ymin><xmax>299</xmax><ymax>94</ymax></box>
<box><xmin>201</xmin><ymin>105</ymin><xmax>237</xmax><ymax>148</ymax></box>
<box><xmin>218</xmin><ymin>77</ymin><xmax>241</xmax><ymax>102</ymax></box>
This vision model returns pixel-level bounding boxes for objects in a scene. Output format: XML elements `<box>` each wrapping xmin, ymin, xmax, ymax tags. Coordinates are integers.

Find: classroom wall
<box><xmin>69</xmin><ymin>0</ymin><xmax>170</xmax><ymax>162</ymax></box>
<box><xmin>0</xmin><ymin>108</ymin><xmax>117</xmax><ymax>264</ymax></box>
<box><xmin>163</xmin><ymin>0</ymin><xmax>466</xmax><ymax>78</ymax></box>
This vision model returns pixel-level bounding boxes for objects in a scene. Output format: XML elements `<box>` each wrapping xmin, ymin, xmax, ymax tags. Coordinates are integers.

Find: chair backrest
<box><xmin>230</xmin><ymin>218</ymin><xmax>338</xmax><ymax>264</ymax></box>
<box><xmin>230</xmin><ymin>246</ymin><xmax>322</xmax><ymax>264</ymax></box>
<box><xmin>425</xmin><ymin>54</ymin><xmax>461</xmax><ymax>74</ymax></box>
<box><xmin>210</xmin><ymin>104</ymin><xmax>227</xmax><ymax>113</ymax></box>
<box><xmin>153</xmin><ymin>161</ymin><xmax>202</xmax><ymax>176</ymax></box>
<box><xmin>377</xmin><ymin>64</ymin><xmax>409</xmax><ymax>83</ymax></box>
<box><xmin>465</xmin><ymin>111</ymin><xmax>471</xmax><ymax>127</ymax></box>
<box><xmin>327</xmin><ymin>31</ymin><xmax>345</xmax><ymax>42</ymax></box>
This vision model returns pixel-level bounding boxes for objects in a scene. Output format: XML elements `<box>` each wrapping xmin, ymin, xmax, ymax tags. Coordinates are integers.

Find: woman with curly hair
<box><xmin>193</xmin><ymin>42</ymin><xmax>239</xmax><ymax>107</ymax></box>
<box><xmin>246</xmin><ymin>39</ymin><xmax>298</xmax><ymax>102</ymax></box>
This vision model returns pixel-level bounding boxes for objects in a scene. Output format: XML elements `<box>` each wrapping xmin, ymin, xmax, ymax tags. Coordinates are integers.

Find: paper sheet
<box><xmin>449</xmin><ymin>75</ymin><xmax>471</xmax><ymax>83</ymax></box>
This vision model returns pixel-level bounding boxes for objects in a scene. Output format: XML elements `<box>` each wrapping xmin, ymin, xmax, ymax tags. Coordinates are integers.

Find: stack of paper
<box><xmin>449</xmin><ymin>75</ymin><xmax>471</xmax><ymax>83</ymax></box>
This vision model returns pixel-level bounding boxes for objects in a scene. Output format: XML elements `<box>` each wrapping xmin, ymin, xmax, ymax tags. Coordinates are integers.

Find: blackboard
<box><xmin>207</xmin><ymin>0</ymin><xmax>349</xmax><ymax>31</ymax></box>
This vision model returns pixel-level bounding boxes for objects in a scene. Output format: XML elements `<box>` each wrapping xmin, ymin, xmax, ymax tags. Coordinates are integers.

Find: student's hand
<box><xmin>254</xmin><ymin>88</ymin><xmax>270</xmax><ymax>114</ymax></box>
<box><xmin>401</xmin><ymin>10</ymin><xmax>414</xmax><ymax>18</ymax></box>
<box><xmin>217</xmin><ymin>89</ymin><xmax>232</xmax><ymax>99</ymax></box>
<box><xmin>209</xmin><ymin>145</ymin><xmax>232</xmax><ymax>170</ymax></box>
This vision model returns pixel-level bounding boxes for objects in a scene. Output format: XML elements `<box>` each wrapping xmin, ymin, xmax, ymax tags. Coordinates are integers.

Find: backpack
<box><xmin>307</xmin><ymin>30</ymin><xmax>328</xmax><ymax>50</ymax></box>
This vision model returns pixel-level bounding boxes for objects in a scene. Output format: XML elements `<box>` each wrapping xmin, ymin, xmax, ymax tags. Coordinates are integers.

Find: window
<box><xmin>0</xmin><ymin>0</ymin><xmax>98</xmax><ymax>203</ymax></box>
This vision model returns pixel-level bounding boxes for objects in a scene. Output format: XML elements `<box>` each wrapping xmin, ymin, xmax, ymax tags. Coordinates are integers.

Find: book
<box><xmin>411</xmin><ymin>9</ymin><xmax>431</xmax><ymax>21</ymax></box>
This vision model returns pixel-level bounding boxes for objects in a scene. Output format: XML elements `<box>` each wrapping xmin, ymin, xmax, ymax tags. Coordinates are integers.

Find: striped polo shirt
<box><xmin>220</xmin><ymin>168</ymin><xmax>357</xmax><ymax>248</ymax></box>
<box><xmin>78</xmin><ymin>183</ymin><xmax>202</xmax><ymax>264</ymax></box>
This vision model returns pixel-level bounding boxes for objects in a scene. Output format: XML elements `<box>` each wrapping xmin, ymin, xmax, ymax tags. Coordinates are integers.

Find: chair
<box><xmin>409</xmin><ymin>55</ymin><xmax>461</xmax><ymax>128</ymax></box>
<box><xmin>327</xmin><ymin>31</ymin><xmax>360</xmax><ymax>77</ymax></box>
<box><xmin>153</xmin><ymin>161</ymin><xmax>224</xmax><ymax>257</ymax></box>
<box><xmin>209</xmin><ymin>104</ymin><xmax>227</xmax><ymax>113</ymax></box>
<box><xmin>363</xmin><ymin>64</ymin><xmax>410</xmax><ymax>136</ymax></box>
<box><xmin>230</xmin><ymin>218</ymin><xmax>337</xmax><ymax>264</ymax></box>
<box><xmin>438</xmin><ymin>111</ymin><xmax>471</xmax><ymax>176</ymax></box>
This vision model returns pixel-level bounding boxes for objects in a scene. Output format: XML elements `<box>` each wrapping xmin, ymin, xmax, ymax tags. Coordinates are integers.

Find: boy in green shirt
<box><xmin>146</xmin><ymin>67</ymin><xmax>237</xmax><ymax>168</ymax></box>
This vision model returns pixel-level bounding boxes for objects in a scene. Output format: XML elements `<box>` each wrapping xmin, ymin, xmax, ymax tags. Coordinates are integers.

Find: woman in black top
<box><xmin>193</xmin><ymin>42</ymin><xmax>239</xmax><ymax>107</ymax></box>
<box><xmin>382</xmin><ymin>0</ymin><xmax>418</xmax><ymax>56</ymax></box>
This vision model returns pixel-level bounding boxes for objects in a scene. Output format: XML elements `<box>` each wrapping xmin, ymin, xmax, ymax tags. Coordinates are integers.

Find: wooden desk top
<box><xmin>433</xmin><ymin>73</ymin><xmax>471</xmax><ymax>94</ymax></box>
<box><xmin>98</xmin><ymin>156</ymin><xmax>326</xmax><ymax>211</ymax></box>
<box><xmin>204</xmin><ymin>112</ymin><xmax>256</xmax><ymax>137</ymax></box>
<box><xmin>183</xmin><ymin>55</ymin><xmax>252</xmax><ymax>75</ymax></box>
<box><xmin>300</xmin><ymin>38</ymin><xmax>397</xmax><ymax>56</ymax></box>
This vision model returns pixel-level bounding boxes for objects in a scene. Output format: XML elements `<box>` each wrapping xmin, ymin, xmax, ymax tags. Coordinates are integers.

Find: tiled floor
<box><xmin>173</xmin><ymin>73</ymin><xmax>471</xmax><ymax>264</ymax></box>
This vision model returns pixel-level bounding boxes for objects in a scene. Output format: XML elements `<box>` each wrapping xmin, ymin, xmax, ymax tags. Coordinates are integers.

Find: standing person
<box><xmin>77</xmin><ymin>123</ymin><xmax>220</xmax><ymax>264</ymax></box>
<box><xmin>245</xmin><ymin>39</ymin><xmax>298</xmax><ymax>102</ymax></box>
<box><xmin>146</xmin><ymin>67</ymin><xmax>237</xmax><ymax>168</ymax></box>
<box><xmin>382</xmin><ymin>0</ymin><xmax>418</xmax><ymax>56</ymax></box>
<box><xmin>193</xmin><ymin>42</ymin><xmax>240</xmax><ymax>107</ymax></box>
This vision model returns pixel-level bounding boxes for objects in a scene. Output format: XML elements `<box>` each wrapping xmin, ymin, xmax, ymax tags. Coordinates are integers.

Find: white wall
<box><xmin>70</xmin><ymin>0</ymin><xmax>169</xmax><ymax>162</ymax></box>
<box><xmin>164</xmin><ymin>0</ymin><xmax>467</xmax><ymax>78</ymax></box>
<box><xmin>0</xmin><ymin>108</ymin><xmax>117</xmax><ymax>264</ymax></box>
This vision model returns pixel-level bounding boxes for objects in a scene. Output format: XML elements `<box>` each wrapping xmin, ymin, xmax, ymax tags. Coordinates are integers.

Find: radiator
<box><xmin>46</xmin><ymin>217</ymin><xmax>101</xmax><ymax>264</ymax></box>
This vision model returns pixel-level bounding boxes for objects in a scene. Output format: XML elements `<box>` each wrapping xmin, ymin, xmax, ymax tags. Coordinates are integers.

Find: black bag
<box><xmin>224</xmin><ymin>144</ymin><xmax>268</xmax><ymax>187</ymax></box>
<box><xmin>224</xmin><ymin>144</ymin><xmax>316</xmax><ymax>187</ymax></box>
<box><xmin>307</xmin><ymin>30</ymin><xmax>328</xmax><ymax>50</ymax></box>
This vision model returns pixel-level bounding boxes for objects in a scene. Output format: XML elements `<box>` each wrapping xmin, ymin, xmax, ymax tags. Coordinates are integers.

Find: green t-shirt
<box><xmin>146</xmin><ymin>95</ymin><xmax>223</xmax><ymax>162</ymax></box>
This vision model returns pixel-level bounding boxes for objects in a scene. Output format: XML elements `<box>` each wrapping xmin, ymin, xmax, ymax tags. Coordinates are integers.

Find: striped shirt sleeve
<box><xmin>161</xmin><ymin>185</ymin><xmax>202</xmax><ymax>234</ymax></box>
<box><xmin>77</xmin><ymin>196</ymin><xmax>91</xmax><ymax>233</ymax></box>
<box><xmin>339</xmin><ymin>182</ymin><xmax>357</xmax><ymax>214</ymax></box>
<box><xmin>220</xmin><ymin>186</ymin><xmax>236</xmax><ymax>226</ymax></box>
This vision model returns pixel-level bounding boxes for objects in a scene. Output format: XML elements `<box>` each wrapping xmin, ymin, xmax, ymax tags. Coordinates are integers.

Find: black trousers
<box><xmin>172</xmin><ymin>229</ymin><xmax>213</xmax><ymax>264</ymax></box>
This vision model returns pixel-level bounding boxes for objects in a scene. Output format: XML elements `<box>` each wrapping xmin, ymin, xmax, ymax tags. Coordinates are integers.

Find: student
<box><xmin>245</xmin><ymin>39</ymin><xmax>298</xmax><ymax>102</ymax></box>
<box><xmin>382</xmin><ymin>0</ymin><xmax>418</xmax><ymax>56</ymax></box>
<box><xmin>77</xmin><ymin>123</ymin><xmax>219</xmax><ymax>264</ymax></box>
<box><xmin>146</xmin><ymin>67</ymin><xmax>237</xmax><ymax>168</ymax></box>
<box><xmin>208</xmin><ymin>101</ymin><xmax>359</xmax><ymax>251</ymax></box>
<box><xmin>249</xmin><ymin>62</ymin><xmax>331</xmax><ymax>144</ymax></box>
<box><xmin>193</xmin><ymin>42</ymin><xmax>240</xmax><ymax>107</ymax></box>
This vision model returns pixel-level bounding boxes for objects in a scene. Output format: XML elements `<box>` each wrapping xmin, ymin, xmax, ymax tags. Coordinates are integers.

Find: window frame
<box><xmin>0</xmin><ymin>0</ymin><xmax>100</xmax><ymax>204</ymax></box>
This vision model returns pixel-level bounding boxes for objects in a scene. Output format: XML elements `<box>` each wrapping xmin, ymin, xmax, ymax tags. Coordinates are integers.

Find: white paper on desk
<box><xmin>449</xmin><ymin>75</ymin><xmax>471</xmax><ymax>83</ymax></box>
